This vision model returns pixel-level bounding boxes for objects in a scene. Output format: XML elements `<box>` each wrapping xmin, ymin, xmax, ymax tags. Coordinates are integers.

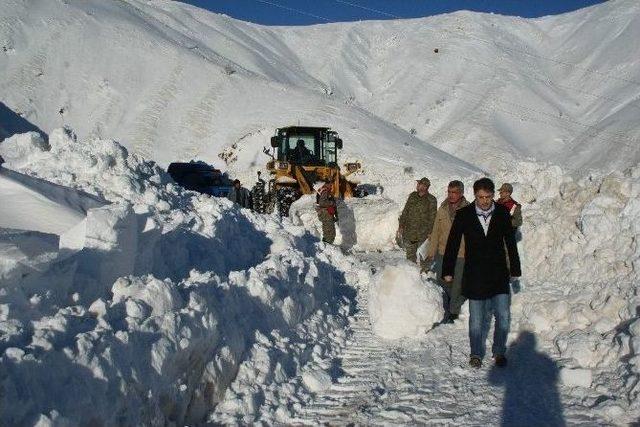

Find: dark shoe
<box><xmin>469</xmin><ymin>356</ymin><xmax>482</xmax><ymax>368</ymax></box>
<box><xmin>449</xmin><ymin>313</ymin><xmax>459</xmax><ymax>321</ymax></box>
<box><xmin>495</xmin><ymin>355</ymin><xmax>508</xmax><ymax>367</ymax></box>
<box><xmin>442</xmin><ymin>313</ymin><xmax>454</xmax><ymax>324</ymax></box>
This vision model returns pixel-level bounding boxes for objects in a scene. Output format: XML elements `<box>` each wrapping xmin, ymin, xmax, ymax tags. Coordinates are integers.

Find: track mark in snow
<box><xmin>130</xmin><ymin>64</ymin><xmax>183</xmax><ymax>159</ymax></box>
<box><xmin>293</xmin><ymin>285</ymin><xmax>402</xmax><ymax>425</ymax></box>
<box><xmin>179</xmin><ymin>81</ymin><xmax>224</xmax><ymax>159</ymax></box>
<box><xmin>4</xmin><ymin>34</ymin><xmax>59</xmax><ymax>108</ymax></box>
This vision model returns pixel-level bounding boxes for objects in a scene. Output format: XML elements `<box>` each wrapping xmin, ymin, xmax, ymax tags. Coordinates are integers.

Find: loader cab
<box><xmin>270</xmin><ymin>127</ymin><xmax>342</xmax><ymax>166</ymax></box>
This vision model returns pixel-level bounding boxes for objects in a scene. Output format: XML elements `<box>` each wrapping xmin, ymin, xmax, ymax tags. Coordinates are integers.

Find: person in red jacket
<box><xmin>496</xmin><ymin>183</ymin><xmax>522</xmax><ymax>228</ymax></box>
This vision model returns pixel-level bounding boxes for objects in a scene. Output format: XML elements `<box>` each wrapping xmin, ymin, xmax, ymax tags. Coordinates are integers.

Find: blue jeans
<box><xmin>469</xmin><ymin>293</ymin><xmax>511</xmax><ymax>359</ymax></box>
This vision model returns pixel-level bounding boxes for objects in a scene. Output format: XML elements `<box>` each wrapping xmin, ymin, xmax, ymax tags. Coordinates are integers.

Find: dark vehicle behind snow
<box><xmin>167</xmin><ymin>162</ymin><xmax>232</xmax><ymax>197</ymax></box>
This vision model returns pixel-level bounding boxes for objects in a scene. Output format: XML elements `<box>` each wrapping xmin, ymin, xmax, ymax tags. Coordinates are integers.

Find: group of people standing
<box><xmin>399</xmin><ymin>176</ymin><xmax>522</xmax><ymax>368</ymax></box>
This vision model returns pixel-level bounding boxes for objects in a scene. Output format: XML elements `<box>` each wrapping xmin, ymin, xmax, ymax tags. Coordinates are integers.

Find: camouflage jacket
<box><xmin>316</xmin><ymin>190</ymin><xmax>336</xmax><ymax>209</ymax></box>
<box><xmin>316</xmin><ymin>189</ymin><xmax>337</xmax><ymax>220</ymax></box>
<box><xmin>398</xmin><ymin>191</ymin><xmax>438</xmax><ymax>242</ymax></box>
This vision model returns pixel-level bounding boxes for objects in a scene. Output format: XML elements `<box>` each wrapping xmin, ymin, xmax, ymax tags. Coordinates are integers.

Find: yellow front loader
<box><xmin>252</xmin><ymin>126</ymin><xmax>363</xmax><ymax>216</ymax></box>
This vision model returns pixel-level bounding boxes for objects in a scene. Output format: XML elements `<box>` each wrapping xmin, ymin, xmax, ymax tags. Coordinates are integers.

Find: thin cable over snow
<box><xmin>253</xmin><ymin>0</ymin><xmax>331</xmax><ymax>22</ymax></box>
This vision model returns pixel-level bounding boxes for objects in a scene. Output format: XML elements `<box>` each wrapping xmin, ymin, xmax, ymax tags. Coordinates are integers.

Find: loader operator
<box><xmin>316</xmin><ymin>181</ymin><xmax>338</xmax><ymax>244</ymax></box>
<box><xmin>290</xmin><ymin>139</ymin><xmax>313</xmax><ymax>164</ymax></box>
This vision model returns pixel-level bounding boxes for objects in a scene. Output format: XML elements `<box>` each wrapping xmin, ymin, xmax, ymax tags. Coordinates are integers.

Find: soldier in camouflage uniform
<box><xmin>316</xmin><ymin>181</ymin><xmax>338</xmax><ymax>244</ymax></box>
<box><xmin>398</xmin><ymin>177</ymin><xmax>438</xmax><ymax>263</ymax></box>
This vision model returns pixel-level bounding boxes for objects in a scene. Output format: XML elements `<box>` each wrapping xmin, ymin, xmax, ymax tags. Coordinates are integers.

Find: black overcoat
<box><xmin>442</xmin><ymin>202</ymin><xmax>521</xmax><ymax>299</ymax></box>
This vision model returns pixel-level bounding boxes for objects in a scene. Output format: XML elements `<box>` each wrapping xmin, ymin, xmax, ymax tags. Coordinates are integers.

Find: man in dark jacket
<box><xmin>443</xmin><ymin>177</ymin><xmax>521</xmax><ymax>369</ymax></box>
<box><xmin>227</xmin><ymin>179</ymin><xmax>252</xmax><ymax>209</ymax></box>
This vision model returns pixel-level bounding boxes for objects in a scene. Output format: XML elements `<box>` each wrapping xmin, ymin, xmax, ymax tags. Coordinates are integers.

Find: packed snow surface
<box><xmin>1</xmin><ymin>0</ymin><xmax>640</xmax><ymax>425</ymax></box>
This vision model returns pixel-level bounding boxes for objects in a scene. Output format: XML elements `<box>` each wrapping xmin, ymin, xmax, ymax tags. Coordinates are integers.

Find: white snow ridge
<box><xmin>1</xmin><ymin>0</ymin><xmax>640</xmax><ymax>425</ymax></box>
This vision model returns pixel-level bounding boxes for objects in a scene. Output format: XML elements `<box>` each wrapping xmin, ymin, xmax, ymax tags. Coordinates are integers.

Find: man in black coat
<box><xmin>443</xmin><ymin>177</ymin><xmax>521</xmax><ymax>368</ymax></box>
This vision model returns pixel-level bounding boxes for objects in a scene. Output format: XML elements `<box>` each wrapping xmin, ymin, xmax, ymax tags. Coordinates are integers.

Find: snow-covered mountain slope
<box><xmin>0</xmin><ymin>0</ymin><xmax>478</xmax><ymax>191</ymax></box>
<box><xmin>282</xmin><ymin>0</ymin><xmax>640</xmax><ymax>172</ymax></box>
<box><xmin>2</xmin><ymin>0</ymin><xmax>638</xmax><ymax>178</ymax></box>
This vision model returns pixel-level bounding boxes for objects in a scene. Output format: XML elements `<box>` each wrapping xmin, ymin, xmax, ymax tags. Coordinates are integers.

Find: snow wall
<box><xmin>0</xmin><ymin>129</ymin><xmax>370</xmax><ymax>425</ymax></box>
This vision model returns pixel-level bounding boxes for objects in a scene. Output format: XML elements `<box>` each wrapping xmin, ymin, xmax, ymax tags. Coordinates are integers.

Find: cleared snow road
<box><xmin>292</xmin><ymin>251</ymin><xmax>613</xmax><ymax>426</ymax></box>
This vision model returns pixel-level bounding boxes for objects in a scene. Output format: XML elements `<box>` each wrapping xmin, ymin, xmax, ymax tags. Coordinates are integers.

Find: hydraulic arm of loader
<box><xmin>293</xmin><ymin>166</ymin><xmax>312</xmax><ymax>195</ymax></box>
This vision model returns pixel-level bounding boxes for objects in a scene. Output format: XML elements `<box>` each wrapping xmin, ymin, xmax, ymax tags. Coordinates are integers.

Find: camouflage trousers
<box><xmin>405</xmin><ymin>238</ymin><xmax>426</xmax><ymax>265</ymax></box>
<box><xmin>318</xmin><ymin>210</ymin><xmax>336</xmax><ymax>244</ymax></box>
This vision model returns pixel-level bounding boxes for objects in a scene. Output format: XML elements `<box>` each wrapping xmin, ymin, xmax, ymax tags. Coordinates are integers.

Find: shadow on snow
<box><xmin>488</xmin><ymin>331</ymin><xmax>565</xmax><ymax>427</ymax></box>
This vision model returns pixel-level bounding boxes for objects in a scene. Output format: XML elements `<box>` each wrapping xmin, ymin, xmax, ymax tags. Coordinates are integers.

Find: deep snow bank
<box><xmin>0</xmin><ymin>168</ymin><xmax>105</xmax><ymax>235</ymax></box>
<box><xmin>0</xmin><ymin>129</ymin><xmax>367</xmax><ymax>426</ymax></box>
<box><xmin>0</xmin><ymin>229</ymin><xmax>59</xmax><ymax>284</ymax></box>
<box><xmin>0</xmin><ymin>128</ymin><xmax>176</xmax><ymax>210</ymax></box>
<box><xmin>482</xmin><ymin>162</ymin><xmax>640</xmax><ymax>421</ymax></box>
<box><xmin>0</xmin><ymin>131</ymin><xmax>106</xmax><ymax>236</ymax></box>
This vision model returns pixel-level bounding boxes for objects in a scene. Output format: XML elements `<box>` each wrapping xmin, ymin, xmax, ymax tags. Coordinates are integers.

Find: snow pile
<box><xmin>0</xmin><ymin>169</ymin><xmax>102</xmax><ymax>236</ymax></box>
<box><xmin>489</xmin><ymin>161</ymin><xmax>640</xmax><ymax>285</ymax></box>
<box><xmin>0</xmin><ymin>131</ymin><xmax>108</xmax><ymax>237</ymax></box>
<box><xmin>0</xmin><ymin>128</ymin><xmax>176</xmax><ymax>212</ymax></box>
<box><xmin>369</xmin><ymin>262</ymin><xmax>444</xmax><ymax>340</ymax></box>
<box><xmin>290</xmin><ymin>194</ymin><xmax>401</xmax><ymax>251</ymax></box>
<box><xmin>0</xmin><ymin>132</ymin><xmax>50</xmax><ymax>168</ymax></box>
<box><xmin>209</xmin><ymin>245</ymin><xmax>365</xmax><ymax>424</ymax></box>
<box><xmin>0</xmin><ymin>230</ymin><xmax>59</xmax><ymax>284</ymax></box>
<box><xmin>0</xmin><ymin>129</ymin><xmax>366</xmax><ymax>426</ymax></box>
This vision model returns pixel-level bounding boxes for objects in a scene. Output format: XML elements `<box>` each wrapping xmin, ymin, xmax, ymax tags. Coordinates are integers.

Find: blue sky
<box><xmin>177</xmin><ymin>0</ymin><xmax>606</xmax><ymax>25</ymax></box>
